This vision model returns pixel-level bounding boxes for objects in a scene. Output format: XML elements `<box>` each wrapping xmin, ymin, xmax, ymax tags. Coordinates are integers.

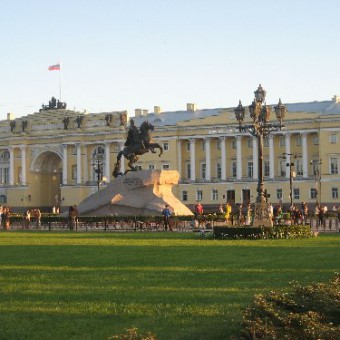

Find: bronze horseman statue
<box><xmin>112</xmin><ymin>119</ymin><xmax>163</xmax><ymax>177</ymax></box>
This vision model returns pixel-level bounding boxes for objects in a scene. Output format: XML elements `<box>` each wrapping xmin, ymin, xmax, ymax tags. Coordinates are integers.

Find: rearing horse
<box><xmin>112</xmin><ymin>121</ymin><xmax>163</xmax><ymax>177</ymax></box>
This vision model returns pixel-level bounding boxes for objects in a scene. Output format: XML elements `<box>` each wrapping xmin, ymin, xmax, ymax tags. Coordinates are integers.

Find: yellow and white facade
<box><xmin>1</xmin><ymin>95</ymin><xmax>340</xmax><ymax>211</ymax></box>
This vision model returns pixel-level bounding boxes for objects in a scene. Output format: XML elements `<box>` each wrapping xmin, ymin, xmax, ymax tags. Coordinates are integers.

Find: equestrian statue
<box><xmin>112</xmin><ymin>119</ymin><xmax>163</xmax><ymax>177</ymax></box>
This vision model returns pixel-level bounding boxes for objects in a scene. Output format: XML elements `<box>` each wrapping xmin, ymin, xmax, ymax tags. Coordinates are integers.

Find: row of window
<box><xmin>71</xmin><ymin>157</ymin><xmax>340</xmax><ymax>180</ymax></box>
<box><xmin>185</xmin><ymin>135</ymin><xmax>322</xmax><ymax>151</ymax></box>
<box><xmin>181</xmin><ymin>187</ymin><xmax>339</xmax><ymax>202</ymax></box>
<box><xmin>184</xmin><ymin>159</ymin><xmax>339</xmax><ymax>179</ymax></box>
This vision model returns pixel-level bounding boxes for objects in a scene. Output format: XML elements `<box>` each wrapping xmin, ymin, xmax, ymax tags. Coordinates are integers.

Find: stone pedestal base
<box><xmin>76</xmin><ymin>170</ymin><xmax>193</xmax><ymax>216</ymax></box>
<box><xmin>252</xmin><ymin>202</ymin><xmax>273</xmax><ymax>227</ymax></box>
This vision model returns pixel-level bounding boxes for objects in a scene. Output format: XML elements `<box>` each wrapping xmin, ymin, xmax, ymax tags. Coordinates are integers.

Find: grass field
<box><xmin>0</xmin><ymin>232</ymin><xmax>339</xmax><ymax>339</ymax></box>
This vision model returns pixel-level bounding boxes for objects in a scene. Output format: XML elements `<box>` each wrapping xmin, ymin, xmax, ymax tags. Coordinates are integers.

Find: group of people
<box><xmin>218</xmin><ymin>202</ymin><xmax>253</xmax><ymax>226</ymax></box>
<box><xmin>21</xmin><ymin>208</ymin><xmax>42</xmax><ymax>229</ymax></box>
<box><xmin>0</xmin><ymin>205</ymin><xmax>11</xmax><ymax>230</ymax></box>
<box><xmin>1</xmin><ymin>206</ymin><xmax>42</xmax><ymax>231</ymax></box>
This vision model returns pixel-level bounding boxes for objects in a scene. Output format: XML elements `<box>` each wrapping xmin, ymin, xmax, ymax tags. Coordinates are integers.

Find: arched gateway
<box><xmin>31</xmin><ymin>150</ymin><xmax>62</xmax><ymax>208</ymax></box>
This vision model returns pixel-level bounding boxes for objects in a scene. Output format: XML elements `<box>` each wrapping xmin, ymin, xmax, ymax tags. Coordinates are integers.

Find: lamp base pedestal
<box><xmin>252</xmin><ymin>202</ymin><xmax>273</xmax><ymax>227</ymax></box>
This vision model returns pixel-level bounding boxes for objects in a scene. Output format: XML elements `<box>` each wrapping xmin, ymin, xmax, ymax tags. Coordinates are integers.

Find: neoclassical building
<box><xmin>1</xmin><ymin>95</ymin><xmax>340</xmax><ymax>211</ymax></box>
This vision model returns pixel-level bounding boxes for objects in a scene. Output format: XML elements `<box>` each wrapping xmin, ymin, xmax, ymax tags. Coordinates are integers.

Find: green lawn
<box><xmin>0</xmin><ymin>232</ymin><xmax>339</xmax><ymax>339</ymax></box>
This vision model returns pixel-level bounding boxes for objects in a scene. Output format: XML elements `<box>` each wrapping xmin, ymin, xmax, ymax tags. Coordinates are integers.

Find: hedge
<box><xmin>213</xmin><ymin>225</ymin><xmax>315</xmax><ymax>240</ymax></box>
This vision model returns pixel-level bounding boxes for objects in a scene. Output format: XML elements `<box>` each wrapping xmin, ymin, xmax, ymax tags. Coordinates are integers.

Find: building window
<box><xmin>201</xmin><ymin>141</ymin><xmax>205</xmax><ymax>151</ymax></box>
<box><xmin>18</xmin><ymin>167</ymin><xmax>22</xmax><ymax>184</ymax></box>
<box><xmin>232</xmin><ymin>140</ymin><xmax>237</xmax><ymax>149</ymax></box>
<box><xmin>216</xmin><ymin>139</ymin><xmax>221</xmax><ymax>150</ymax></box>
<box><xmin>0</xmin><ymin>195</ymin><xmax>7</xmax><ymax>203</ymax></box>
<box><xmin>186</xmin><ymin>142</ymin><xmax>190</xmax><ymax>151</ymax></box>
<box><xmin>264</xmin><ymin>138</ymin><xmax>269</xmax><ymax>147</ymax></box>
<box><xmin>264</xmin><ymin>161</ymin><xmax>270</xmax><ymax>177</ymax></box>
<box><xmin>310</xmin><ymin>188</ymin><xmax>317</xmax><ymax>199</ymax></box>
<box><xmin>148</xmin><ymin>164</ymin><xmax>155</xmax><ymax>170</ymax></box>
<box><xmin>247</xmin><ymin>162</ymin><xmax>253</xmax><ymax>178</ymax></box>
<box><xmin>330</xmin><ymin>134</ymin><xmax>337</xmax><ymax>144</ymax></box>
<box><xmin>201</xmin><ymin>163</ymin><xmax>206</xmax><ymax>179</ymax></box>
<box><xmin>182</xmin><ymin>190</ymin><xmax>188</xmax><ymax>201</ymax></box>
<box><xmin>212</xmin><ymin>189</ymin><xmax>218</xmax><ymax>201</ymax></box>
<box><xmin>332</xmin><ymin>187</ymin><xmax>338</xmax><ymax>199</ymax></box>
<box><xmin>293</xmin><ymin>188</ymin><xmax>300</xmax><ymax>200</ymax></box>
<box><xmin>296</xmin><ymin>136</ymin><xmax>301</xmax><ymax>146</ymax></box>
<box><xmin>227</xmin><ymin>190</ymin><xmax>235</xmax><ymax>203</ymax></box>
<box><xmin>330</xmin><ymin>158</ymin><xmax>339</xmax><ymax>174</ymax></box>
<box><xmin>232</xmin><ymin>162</ymin><xmax>237</xmax><ymax>178</ymax></box>
<box><xmin>186</xmin><ymin>163</ymin><xmax>191</xmax><ymax>179</ymax></box>
<box><xmin>196</xmin><ymin>190</ymin><xmax>203</xmax><ymax>201</ymax></box>
<box><xmin>0</xmin><ymin>168</ymin><xmax>9</xmax><ymax>184</ymax></box>
<box><xmin>0</xmin><ymin>150</ymin><xmax>10</xmax><ymax>184</ymax></box>
<box><xmin>279</xmin><ymin>136</ymin><xmax>286</xmax><ymax>147</ymax></box>
<box><xmin>162</xmin><ymin>164</ymin><xmax>170</xmax><ymax>170</ymax></box>
<box><xmin>93</xmin><ymin>146</ymin><xmax>105</xmax><ymax>158</ymax></box>
<box><xmin>216</xmin><ymin>163</ymin><xmax>221</xmax><ymax>179</ymax></box>
<box><xmin>276</xmin><ymin>189</ymin><xmax>283</xmax><ymax>200</ymax></box>
<box><xmin>296</xmin><ymin>160</ymin><xmax>303</xmax><ymax>176</ymax></box>
<box><xmin>242</xmin><ymin>189</ymin><xmax>251</xmax><ymax>204</ymax></box>
<box><xmin>92</xmin><ymin>146</ymin><xmax>105</xmax><ymax>182</ymax></box>
<box><xmin>312</xmin><ymin>163</ymin><xmax>319</xmax><ymax>175</ymax></box>
<box><xmin>247</xmin><ymin>138</ymin><xmax>252</xmax><ymax>148</ymax></box>
<box><xmin>163</xmin><ymin>142</ymin><xmax>169</xmax><ymax>151</ymax></box>
<box><xmin>312</xmin><ymin>135</ymin><xmax>319</xmax><ymax>145</ymax></box>
<box><xmin>279</xmin><ymin>160</ymin><xmax>286</xmax><ymax>177</ymax></box>
<box><xmin>72</xmin><ymin>165</ymin><xmax>77</xmax><ymax>180</ymax></box>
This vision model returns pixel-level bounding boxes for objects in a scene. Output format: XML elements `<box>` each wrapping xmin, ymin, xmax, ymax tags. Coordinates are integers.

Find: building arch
<box><xmin>30</xmin><ymin>150</ymin><xmax>62</xmax><ymax>208</ymax></box>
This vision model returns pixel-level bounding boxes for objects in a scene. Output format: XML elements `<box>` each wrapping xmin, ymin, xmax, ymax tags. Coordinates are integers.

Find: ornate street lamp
<box><xmin>310</xmin><ymin>159</ymin><xmax>322</xmax><ymax>205</ymax></box>
<box><xmin>92</xmin><ymin>154</ymin><xmax>104</xmax><ymax>192</ymax></box>
<box><xmin>234</xmin><ymin>84</ymin><xmax>286</xmax><ymax>227</ymax></box>
<box><xmin>282</xmin><ymin>153</ymin><xmax>297</xmax><ymax>208</ymax></box>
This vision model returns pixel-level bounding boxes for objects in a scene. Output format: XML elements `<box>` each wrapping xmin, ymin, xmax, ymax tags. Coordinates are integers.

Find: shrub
<box><xmin>213</xmin><ymin>225</ymin><xmax>314</xmax><ymax>240</ymax></box>
<box><xmin>241</xmin><ymin>273</ymin><xmax>340</xmax><ymax>339</ymax></box>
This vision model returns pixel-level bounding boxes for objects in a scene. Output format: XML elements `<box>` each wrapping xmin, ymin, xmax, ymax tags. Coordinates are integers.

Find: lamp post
<box><xmin>282</xmin><ymin>153</ymin><xmax>296</xmax><ymax>208</ymax></box>
<box><xmin>310</xmin><ymin>159</ymin><xmax>322</xmax><ymax>205</ymax></box>
<box><xmin>234</xmin><ymin>84</ymin><xmax>286</xmax><ymax>227</ymax></box>
<box><xmin>92</xmin><ymin>157</ymin><xmax>103</xmax><ymax>191</ymax></box>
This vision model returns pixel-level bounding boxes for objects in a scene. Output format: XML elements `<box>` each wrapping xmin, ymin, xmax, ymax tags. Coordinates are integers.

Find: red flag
<box><xmin>48</xmin><ymin>64</ymin><xmax>60</xmax><ymax>71</ymax></box>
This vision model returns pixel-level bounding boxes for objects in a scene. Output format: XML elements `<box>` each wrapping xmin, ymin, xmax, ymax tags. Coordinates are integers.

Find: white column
<box><xmin>105</xmin><ymin>142</ymin><xmax>111</xmax><ymax>183</ymax></box>
<box><xmin>205</xmin><ymin>137</ymin><xmax>211</xmax><ymax>181</ymax></box>
<box><xmin>189</xmin><ymin>138</ymin><xmax>196</xmax><ymax>181</ymax></box>
<box><xmin>252</xmin><ymin>137</ymin><xmax>258</xmax><ymax>180</ymax></box>
<box><xmin>76</xmin><ymin>144</ymin><xmax>82</xmax><ymax>184</ymax></box>
<box><xmin>285</xmin><ymin>133</ymin><xmax>291</xmax><ymax>179</ymax></box>
<box><xmin>83</xmin><ymin>145</ymin><xmax>88</xmax><ymax>183</ymax></box>
<box><xmin>236</xmin><ymin>136</ymin><xmax>242</xmax><ymax>180</ymax></box>
<box><xmin>9</xmin><ymin>147</ymin><xmax>14</xmax><ymax>186</ymax></box>
<box><xmin>62</xmin><ymin>144</ymin><xmax>68</xmax><ymax>185</ymax></box>
<box><xmin>269</xmin><ymin>135</ymin><xmax>275</xmax><ymax>179</ymax></box>
<box><xmin>20</xmin><ymin>145</ymin><xmax>27</xmax><ymax>185</ymax></box>
<box><xmin>220</xmin><ymin>137</ymin><xmax>226</xmax><ymax>181</ymax></box>
<box><xmin>302</xmin><ymin>133</ymin><xmax>308</xmax><ymax>178</ymax></box>
<box><xmin>119</xmin><ymin>141</ymin><xmax>125</xmax><ymax>174</ymax></box>
<box><xmin>177</xmin><ymin>140</ymin><xmax>182</xmax><ymax>177</ymax></box>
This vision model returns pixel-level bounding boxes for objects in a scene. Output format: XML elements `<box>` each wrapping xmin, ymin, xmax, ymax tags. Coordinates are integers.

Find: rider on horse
<box><xmin>124</xmin><ymin>119</ymin><xmax>145</xmax><ymax>153</ymax></box>
<box><xmin>112</xmin><ymin>119</ymin><xmax>163</xmax><ymax>178</ymax></box>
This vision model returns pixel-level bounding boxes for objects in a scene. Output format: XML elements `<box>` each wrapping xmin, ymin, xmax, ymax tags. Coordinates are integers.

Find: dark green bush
<box><xmin>213</xmin><ymin>225</ymin><xmax>314</xmax><ymax>240</ymax></box>
<box><xmin>241</xmin><ymin>273</ymin><xmax>340</xmax><ymax>339</ymax></box>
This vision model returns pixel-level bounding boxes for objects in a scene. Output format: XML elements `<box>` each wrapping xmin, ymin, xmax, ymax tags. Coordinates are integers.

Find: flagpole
<box><xmin>59</xmin><ymin>61</ymin><xmax>62</xmax><ymax>102</ymax></box>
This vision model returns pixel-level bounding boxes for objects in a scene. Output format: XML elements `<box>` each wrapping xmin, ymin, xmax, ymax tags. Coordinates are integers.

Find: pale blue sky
<box><xmin>1</xmin><ymin>0</ymin><xmax>339</xmax><ymax>119</ymax></box>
